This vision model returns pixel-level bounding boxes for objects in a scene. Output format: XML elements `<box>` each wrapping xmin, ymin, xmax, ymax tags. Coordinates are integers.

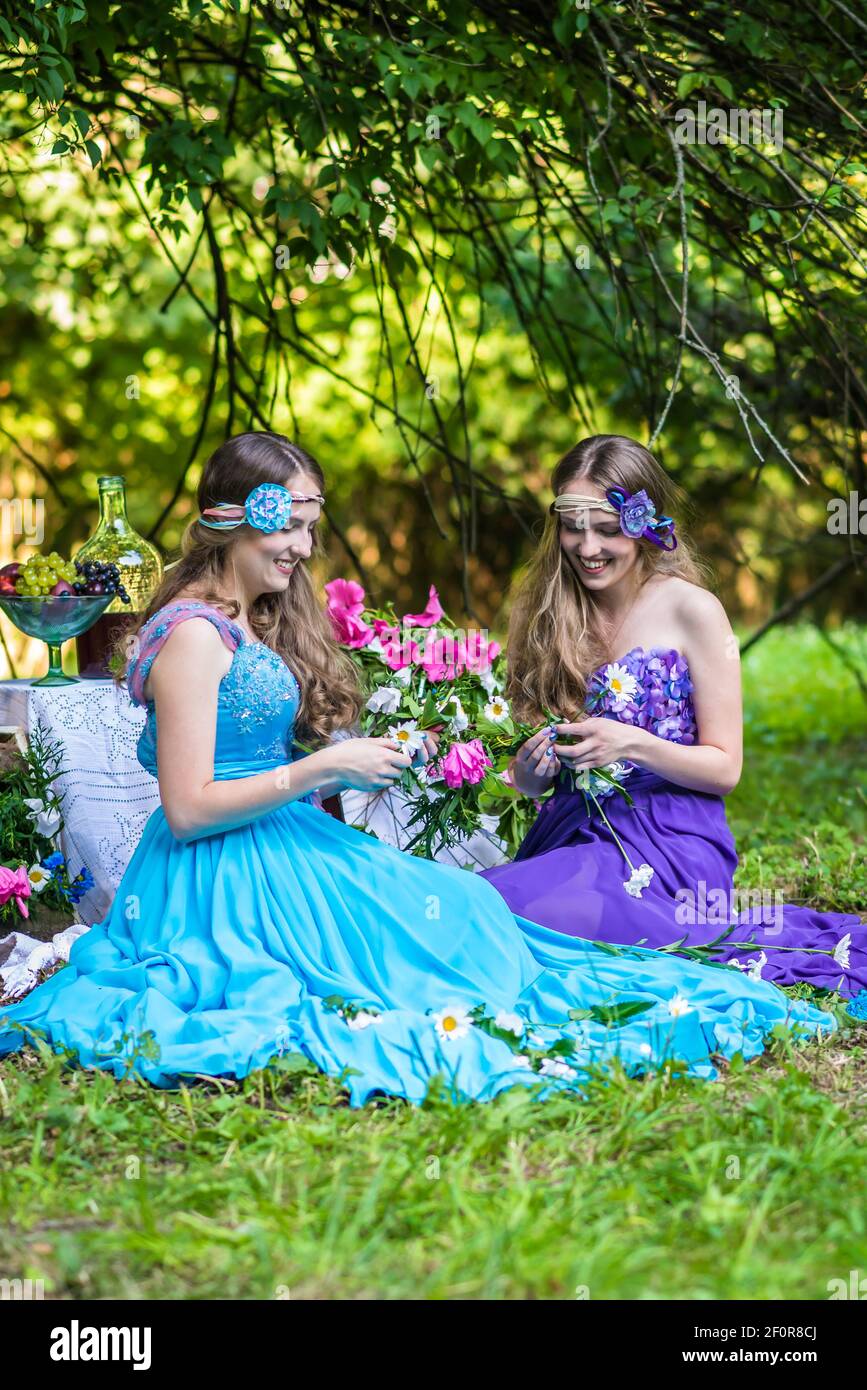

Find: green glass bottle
<box><xmin>74</xmin><ymin>476</ymin><xmax>164</xmax><ymax>678</ymax></box>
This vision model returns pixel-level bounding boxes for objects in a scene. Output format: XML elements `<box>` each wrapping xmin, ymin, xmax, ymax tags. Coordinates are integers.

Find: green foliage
<box><xmin>0</xmin><ymin>1</ymin><xmax>864</xmax><ymax>642</ymax></box>
<box><xmin>1</xmin><ymin>1029</ymin><xmax>865</xmax><ymax>1299</ymax></box>
<box><xmin>0</xmin><ymin>723</ymin><xmax>85</xmax><ymax>925</ymax></box>
<box><xmin>732</xmin><ymin>623</ymin><xmax>867</xmax><ymax>913</ymax></box>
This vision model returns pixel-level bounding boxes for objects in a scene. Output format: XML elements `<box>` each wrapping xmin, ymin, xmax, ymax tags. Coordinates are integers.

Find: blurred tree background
<box><xmin>0</xmin><ymin>0</ymin><xmax>865</xmax><ymax>677</ymax></box>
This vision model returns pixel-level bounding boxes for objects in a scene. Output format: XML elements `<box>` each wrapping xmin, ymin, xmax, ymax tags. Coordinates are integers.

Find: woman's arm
<box><xmin>148</xmin><ymin>620</ymin><xmax>411</xmax><ymax>841</ymax></box>
<box><xmin>554</xmin><ymin>589</ymin><xmax>744</xmax><ymax>797</ymax></box>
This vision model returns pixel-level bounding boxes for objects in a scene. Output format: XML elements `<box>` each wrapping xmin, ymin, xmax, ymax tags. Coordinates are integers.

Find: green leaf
<box><xmin>43</xmin><ymin>65</ymin><xmax>64</xmax><ymax>104</ymax></box>
<box><xmin>85</xmin><ymin>139</ymin><xmax>102</xmax><ymax>168</ymax></box>
<box><xmin>676</xmin><ymin>73</ymin><xmax>705</xmax><ymax>100</ymax></box>
<box><xmin>590</xmin><ymin>1000</ymin><xmax>655</xmax><ymax>1027</ymax></box>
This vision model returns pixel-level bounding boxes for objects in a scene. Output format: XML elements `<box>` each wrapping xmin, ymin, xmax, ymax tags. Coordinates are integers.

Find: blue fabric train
<box><xmin>0</xmin><ymin>601</ymin><xmax>835</xmax><ymax>1105</ymax></box>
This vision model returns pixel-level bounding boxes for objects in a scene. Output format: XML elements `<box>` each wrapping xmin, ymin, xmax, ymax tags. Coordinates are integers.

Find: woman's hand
<box><xmin>327</xmin><ymin>736</ymin><xmax>414</xmax><ymax>792</ymax></box>
<box><xmin>552</xmin><ymin>717</ymin><xmax>638</xmax><ymax>770</ymax></box>
<box><xmin>511</xmin><ymin>725</ymin><xmax>561</xmax><ymax>796</ymax></box>
<box><xmin>414</xmin><ymin>726</ymin><xmax>442</xmax><ymax>763</ymax></box>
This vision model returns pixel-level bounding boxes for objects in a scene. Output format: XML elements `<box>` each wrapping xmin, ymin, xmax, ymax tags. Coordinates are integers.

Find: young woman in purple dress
<box><xmin>480</xmin><ymin>434</ymin><xmax>865</xmax><ymax>997</ymax></box>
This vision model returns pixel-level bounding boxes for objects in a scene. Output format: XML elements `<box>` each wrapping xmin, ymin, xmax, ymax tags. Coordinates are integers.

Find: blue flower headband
<box><xmin>200</xmin><ymin>482</ymin><xmax>325</xmax><ymax>533</ymax></box>
<box><xmin>553</xmin><ymin>487</ymin><xmax>677</xmax><ymax>551</ymax></box>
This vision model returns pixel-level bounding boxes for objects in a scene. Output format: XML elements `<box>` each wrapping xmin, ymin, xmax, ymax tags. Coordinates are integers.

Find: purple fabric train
<box><xmin>481</xmin><ymin>646</ymin><xmax>865</xmax><ymax>997</ymax></box>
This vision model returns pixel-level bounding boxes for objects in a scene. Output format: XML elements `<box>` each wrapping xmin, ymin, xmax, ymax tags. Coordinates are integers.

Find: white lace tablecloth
<box><xmin>0</xmin><ymin>681</ymin><xmax>508</xmax><ymax>935</ymax></box>
<box><xmin>0</xmin><ymin>679</ymin><xmax>160</xmax><ymax>927</ymax></box>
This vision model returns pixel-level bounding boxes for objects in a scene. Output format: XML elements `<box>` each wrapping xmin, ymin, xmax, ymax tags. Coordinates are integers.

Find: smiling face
<box><xmin>228</xmin><ymin>475</ymin><xmax>323</xmax><ymax>599</ymax></box>
<box><xmin>557</xmin><ymin>478</ymin><xmax>640</xmax><ymax>591</ymax></box>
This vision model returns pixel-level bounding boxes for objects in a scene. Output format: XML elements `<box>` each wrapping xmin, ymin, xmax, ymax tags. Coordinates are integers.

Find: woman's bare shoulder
<box><xmin>145</xmin><ymin>615</ymin><xmax>234</xmax><ymax>700</ymax></box>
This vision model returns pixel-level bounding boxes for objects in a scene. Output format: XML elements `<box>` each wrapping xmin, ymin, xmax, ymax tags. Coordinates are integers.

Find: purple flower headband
<box><xmin>200</xmin><ymin>482</ymin><xmax>325</xmax><ymax>533</ymax></box>
<box><xmin>553</xmin><ymin>486</ymin><xmax>677</xmax><ymax>551</ymax></box>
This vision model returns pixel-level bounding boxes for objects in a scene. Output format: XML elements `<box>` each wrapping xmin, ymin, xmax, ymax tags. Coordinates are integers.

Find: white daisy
<box><xmin>667</xmin><ymin>995</ymin><xmax>692</xmax><ymax>1018</ymax></box>
<box><xmin>387</xmin><ymin>719</ymin><xmax>426</xmax><ymax>755</ymax></box>
<box><xmin>832</xmin><ymin>933</ymin><xmax>851</xmax><ymax>970</ymax></box>
<box><xmin>483</xmin><ymin>697</ymin><xmax>510</xmax><ymax>724</ymax></box>
<box><xmin>27</xmin><ymin>863</ymin><xmax>52</xmax><ymax>894</ymax></box>
<box><xmin>603</xmin><ymin>663</ymin><xmax>639</xmax><ymax>708</ymax></box>
<box><xmin>433</xmin><ymin>1005</ymin><xmax>473</xmax><ymax>1042</ymax></box>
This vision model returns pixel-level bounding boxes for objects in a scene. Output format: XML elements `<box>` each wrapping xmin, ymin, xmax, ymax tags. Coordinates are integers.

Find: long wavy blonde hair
<box><xmin>117</xmin><ymin>431</ymin><xmax>363</xmax><ymax>742</ymax></box>
<box><xmin>506</xmin><ymin>434</ymin><xmax>710</xmax><ymax>722</ymax></box>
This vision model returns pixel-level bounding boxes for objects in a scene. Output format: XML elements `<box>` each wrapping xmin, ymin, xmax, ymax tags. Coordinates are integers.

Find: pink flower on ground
<box><xmin>402</xmin><ymin>584</ymin><xmax>443</xmax><ymax>628</ymax></box>
<box><xmin>439</xmin><ymin>738</ymin><xmax>492</xmax><ymax>788</ymax></box>
<box><xmin>0</xmin><ymin>865</ymin><xmax>31</xmax><ymax>919</ymax></box>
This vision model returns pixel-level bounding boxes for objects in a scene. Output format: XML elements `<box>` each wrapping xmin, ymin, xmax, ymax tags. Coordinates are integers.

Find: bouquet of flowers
<box><xmin>325</xmin><ymin>578</ymin><xmax>535</xmax><ymax>857</ymax></box>
<box><xmin>325</xmin><ymin>580</ymin><xmax>643</xmax><ymax>892</ymax></box>
<box><xmin>0</xmin><ymin>723</ymin><xmax>95</xmax><ymax>927</ymax></box>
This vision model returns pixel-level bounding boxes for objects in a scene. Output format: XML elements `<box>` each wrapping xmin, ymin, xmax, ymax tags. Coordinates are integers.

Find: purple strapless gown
<box><xmin>482</xmin><ymin>647</ymin><xmax>865</xmax><ymax>996</ymax></box>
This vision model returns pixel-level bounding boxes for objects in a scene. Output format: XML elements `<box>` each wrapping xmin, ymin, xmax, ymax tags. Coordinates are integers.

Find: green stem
<box><xmin>585</xmin><ymin>786</ymin><xmax>636</xmax><ymax>874</ymax></box>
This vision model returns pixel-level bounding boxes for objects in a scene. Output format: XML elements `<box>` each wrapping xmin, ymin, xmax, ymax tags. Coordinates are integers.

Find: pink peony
<box><xmin>372</xmin><ymin>618</ymin><xmax>418</xmax><ymax>670</ymax></box>
<box><xmin>419</xmin><ymin>632</ymin><xmax>465</xmax><ymax>682</ymax></box>
<box><xmin>402</xmin><ymin>584</ymin><xmax>444</xmax><ymax>629</ymax></box>
<box><xmin>383</xmin><ymin>636</ymin><xmax>419</xmax><ymax>671</ymax></box>
<box><xmin>0</xmin><ymin>865</ymin><xmax>31</xmax><ymax>919</ymax></box>
<box><xmin>337</xmin><ymin>612</ymin><xmax>376</xmax><ymax>648</ymax></box>
<box><xmin>325</xmin><ymin>579</ymin><xmax>374</xmax><ymax>648</ymax></box>
<box><xmin>325</xmin><ymin>578</ymin><xmax>366</xmax><ymax>615</ymax></box>
<box><xmin>463</xmin><ymin>629</ymin><xmax>501</xmax><ymax>674</ymax></box>
<box><xmin>439</xmin><ymin>738</ymin><xmax>492</xmax><ymax>789</ymax></box>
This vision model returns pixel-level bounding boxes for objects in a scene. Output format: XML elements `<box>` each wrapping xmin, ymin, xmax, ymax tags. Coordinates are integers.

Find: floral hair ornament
<box><xmin>200</xmin><ymin>482</ymin><xmax>325</xmax><ymax>534</ymax></box>
<box><xmin>552</xmin><ymin>488</ymin><xmax>677</xmax><ymax>551</ymax></box>
<box><xmin>605</xmin><ymin>487</ymin><xmax>677</xmax><ymax>550</ymax></box>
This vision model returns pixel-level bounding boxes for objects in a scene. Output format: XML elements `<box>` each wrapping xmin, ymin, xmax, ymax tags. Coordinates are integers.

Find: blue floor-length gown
<box><xmin>0</xmin><ymin>602</ymin><xmax>835</xmax><ymax>1105</ymax></box>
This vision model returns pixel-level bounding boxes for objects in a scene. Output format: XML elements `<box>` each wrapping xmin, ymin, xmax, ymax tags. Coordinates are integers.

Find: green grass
<box><xmin>733</xmin><ymin>623</ymin><xmax>866</xmax><ymax>913</ymax></box>
<box><xmin>0</xmin><ymin>623</ymin><xmax>865</xmax><ymax>1300</ymax></box>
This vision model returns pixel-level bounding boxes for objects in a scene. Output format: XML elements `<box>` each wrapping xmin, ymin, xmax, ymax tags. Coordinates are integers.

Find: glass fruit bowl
<box><xmin>0</xmin><ymin>594</ymin><xmax>115</xmax><ymax>686</ymax></box>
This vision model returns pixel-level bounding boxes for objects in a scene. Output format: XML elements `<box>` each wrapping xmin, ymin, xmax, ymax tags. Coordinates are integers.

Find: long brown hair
<box><xmin>118</xmin><ymin>431</ymin><xmax>363</xmax><ymax>741</ymax></box>
<box><xmin>506</xmin><ymin>434</ymin><xmax>710</xmax><ymax>722</ymax></box>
